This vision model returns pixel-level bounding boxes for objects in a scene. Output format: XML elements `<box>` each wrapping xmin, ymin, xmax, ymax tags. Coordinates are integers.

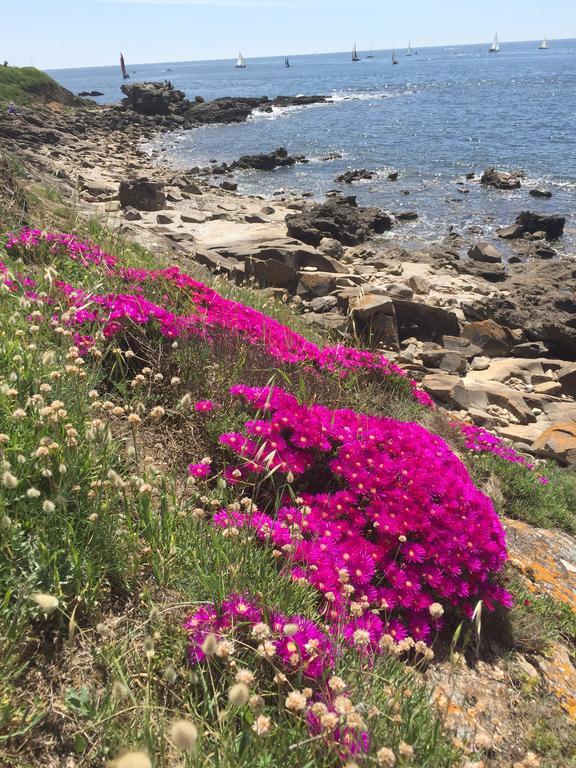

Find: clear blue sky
<box><xmin>1</xmin><ymin>0</ymin><xmax>574</xmax><ymax>69</ymax></box>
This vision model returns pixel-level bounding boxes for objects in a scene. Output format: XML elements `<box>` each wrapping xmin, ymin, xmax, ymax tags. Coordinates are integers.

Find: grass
<box><xmin>467</xmin><ymin>454</ymin><xmax>576</xmax><ymax>535</ymax></box>
<box><xmin>0</xmin><ymin>66</ymin><xmax>84</xmax><ymax>108</ymax></box>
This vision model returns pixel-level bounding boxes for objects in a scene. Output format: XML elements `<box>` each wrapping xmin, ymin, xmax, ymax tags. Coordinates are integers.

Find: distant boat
<box><xmin>489</xmin><ymin>33</ymin><xmax>500</xmax><ymax>53</ymax></box>
<box><xmin>236</xmin><ymin>52</ymin><xmax>247</xmax><ymax>69</ymax></box>
<box><xmin>392</xmin><ymin>49</ymin><xmax>399</xmax><ymax>65</ymax></box>
<box><xmin>406</xmin><ymin>40</ymin><xmax>413</xmax><ymax>56</ymax></box>
<box><xmin>285</xmin><ymin>57</ymin><xmax>290</xmax><ymax>68</ymax></box>
<box><xmin>366</xmin><ymin>43</ymin><xmax>374</xmax><ymax>58</ymax></box>
<box><xmin>120</xmin><ymin>52</ymin><xmax>130</xmax><ymax>79</ymax></box>
<box><xmin>539</xmin><ymin>36</ymin><xmax>549</xmax><ymax>50</ymax></box>
<box><xmin>352</xmin><ymin>43</ymin><xmax>361</xmax><ymax>62</ymax></box>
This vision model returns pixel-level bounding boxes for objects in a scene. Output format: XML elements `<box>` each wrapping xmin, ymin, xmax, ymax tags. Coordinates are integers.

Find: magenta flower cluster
<box><xmin>183</xmin><ymin>593</ymin><xmax>369</xmax><ymax>758</ymax></box>
<box><xmin>3</xmin><ymin>229</ymin><xmax>434</xmax><ymax>407</ymax></box>
<box><xmin>455</xmin><ymin>422</ymin><xmax>549</xmax><ymax>484</ymax></box>
<box><xmin>184</xmin><ymin>592</ymin><xmax>335</xmax><ymax>678</ymax></box>
<box><xmin>213</xmin><ymin>386</ymin><xmax>511</xmax><ymax>645</ymax></box>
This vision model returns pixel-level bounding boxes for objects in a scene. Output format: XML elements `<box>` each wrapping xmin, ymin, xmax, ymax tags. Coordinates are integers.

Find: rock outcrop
<box><xmin>515</xmin><ymin>210</ymin><xmax>565</xmax><ymax>240</ymax></box>
<box><xmin>481</xmin><ymin>167</ymin><xmax>522</xmax><ymax>190</ymax></box>
<box><xmin>121</xmin><ymin>81</ymin><xmax>187</xmax><ymax>115</ymax></box>
<box><xmin>336</xmin><ymin>169</ymin><xmax>376</xmax><ymax>184</ymax></box>
<box><xmin>286</xmin><ymin>198</ymin><xmax>393</xmax><ymax>246</ymax></box>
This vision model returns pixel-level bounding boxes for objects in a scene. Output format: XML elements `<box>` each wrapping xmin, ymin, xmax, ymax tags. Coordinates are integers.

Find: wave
<box><xmin>330</xmin><ymin>87</ymin><xmax>417</xmax><ymax>102</ymax></box>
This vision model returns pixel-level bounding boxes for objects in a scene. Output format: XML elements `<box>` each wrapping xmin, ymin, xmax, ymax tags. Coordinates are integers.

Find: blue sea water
<box><xmin>47</xmin><ymin>40</ymin><xmax>576</xmax><ymax>249</ymax></box>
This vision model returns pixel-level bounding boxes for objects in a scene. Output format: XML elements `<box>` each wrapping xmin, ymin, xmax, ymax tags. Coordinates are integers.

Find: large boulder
<box><xmin>286</xmin><ymin>199</ymin><xmax>393</xmax><ymax>246</ymax></box>
<box><xmin>481</xmin><ymin>167</ymin><xmax>522</xmax><ymax>190</ymax></box>
<box><xmin>468</xmin><ymin>242</ymin><xmax>502</xmax><ymax>263</ymax></box>
<box><xmin>557</xmin><ymin>363</ymin><xmax>576</xmax><ymax>398</ymax></box>
<box><xmin>462</xmin><ymin>319</ymin><xmax>517</xmax><ymax>357</ymax></box>
<box><xmin>347</xmin><ymin>294</ymin><xmax>399</xmax><ymax>349</ymax></box>
<box><xmin>532</xmin><ymin>424</ymin><xmax>576</xmax><ymax>466</ymax></box>
<box><xmin>119</xmin><ymin>178</ymin><xmax>166</xmax><ymax>211</ymax></box>
<box><xmin>121</xmin><ymin>81</ymin><xmax>186</xmax><ymax>115</ymax></box>
<box><xmin>515</xmin><ymin>211</ymin><xmax>565</xmax><ymax>240</ymax></box>
<box><xmin>393</xmin><ymin>300</ymin><xmax>461</xmax><ymax>344</ymax></box>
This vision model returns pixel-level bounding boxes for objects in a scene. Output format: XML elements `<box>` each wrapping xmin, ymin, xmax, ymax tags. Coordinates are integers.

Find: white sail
<box><xmin>236</xmin><ymin>52</ymin><xmax>246</xmax><ymax>68</ymax></box>
<box><xmin>406</xmin><ymin>40</ymin><xmax>413</xmax><ymax>56</ymax></box>
<box><xmin>539</xmin><ymin>36</ymin><xmax>549</xmax><ymax>49</ymax></box>
<box><xmin>489</xmin><ymin>34</ymin><xmax>500</xmax><ymax>52</ymax></box>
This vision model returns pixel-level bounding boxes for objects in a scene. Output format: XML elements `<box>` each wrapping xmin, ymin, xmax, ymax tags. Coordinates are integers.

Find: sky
<box><xmin>1</xmin><ymin>0</ymin><xmax>574</xmax><ymax>70</ymax></box>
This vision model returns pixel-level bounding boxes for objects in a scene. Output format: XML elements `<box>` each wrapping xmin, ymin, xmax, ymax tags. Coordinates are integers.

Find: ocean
<box><xmin>47</xmin><ymin>40</ymin><xmax>576</xmax><ymax>249</ymax></box>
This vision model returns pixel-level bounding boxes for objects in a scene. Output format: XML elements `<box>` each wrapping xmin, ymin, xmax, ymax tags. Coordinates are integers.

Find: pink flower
<box><xmin>187</xmin><ymin>461</ymin><xmax>211</xmax><ymax>479</ymax></box>
<box><xmin>194</xmin><ymin>400</ymin><xmax>219</xmax><ymax>412</ymax></box>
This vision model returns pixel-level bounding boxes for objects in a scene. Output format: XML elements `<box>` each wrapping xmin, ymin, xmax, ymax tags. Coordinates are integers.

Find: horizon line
<box><xmin>43</xmin><ymin>35</ymin><xmax>574</xmax><ymax>71</ymax></box>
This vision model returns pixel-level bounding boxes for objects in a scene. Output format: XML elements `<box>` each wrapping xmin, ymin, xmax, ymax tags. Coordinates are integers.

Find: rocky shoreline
<box><xmin>1</xmin><ymin>82</ymin><xmax>575</xmax><ymax>467</ymax></box>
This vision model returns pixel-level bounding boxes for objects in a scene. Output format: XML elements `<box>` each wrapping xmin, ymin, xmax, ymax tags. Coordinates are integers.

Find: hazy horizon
<box><xmin>3</xmin><ymin>0</ymin><xmax>574</xmax><ymax>70</ymax></box>
<box><xmin>43</xmin><ymin>36</ymin><xmax>575</xmax><ymax>72</ymax></box>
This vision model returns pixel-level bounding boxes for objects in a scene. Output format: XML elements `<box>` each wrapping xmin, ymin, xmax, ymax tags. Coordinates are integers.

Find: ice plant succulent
<box><xmin>3</xmin><ymin>230</ymin><xmax>433</xmax><ymax>408</ymax></box>
<box><xmin>213</xmin><ymin>386</ymin><xmax>511</xmax><ymax>646</ymax></box>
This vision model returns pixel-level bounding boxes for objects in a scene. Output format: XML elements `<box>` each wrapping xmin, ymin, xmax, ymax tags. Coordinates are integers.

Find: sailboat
<box><xmin>120</xmin><ymin>52</ymin><xmax>130</xmax><ymax>79</ymax></box>
<box><xmin>366</xmin><ymin>43</ymin><xmax>374</xmax><ymax>59</ymax></box>
<box><xmin>392</xmin><ymin>49</ymin><xmax>399</xmax><ymax>65</ymax></box>
<box><xmin>406</xmin><ymin>41</ymin><xmax>413</xmax><ymax>56</ymax></box>
<box><xmin>539</xmin><ymin>36</ymin><xmax>549</xmax><ymax>49</ymax></box>
<box><xmin>352</xmin><ymin>43</ymin><xmax>361</xmax><ymax>62</ymax></box>
<box><xmin>285</xmin><ymin>57</ymin><xmax>290</xmax><ymax>68</ymax></box>
<box><xmin>489</xmin><ymin>34</ymin><xmax>500</xmax><ymax>53</ymax></box>
<box><xmin>236</xmin><ymin>52</ymin><xmax>247</xmax><ymax>69</ymax></box>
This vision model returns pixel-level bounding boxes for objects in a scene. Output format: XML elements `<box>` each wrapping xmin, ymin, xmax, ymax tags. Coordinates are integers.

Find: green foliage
<box><xmin>0</xmin><ymin>66</ymin><xmax>81</xmax><ymax>107</ymax></box>
<box><xmin>467</xmin><ymin>453</ymin><xmax>576</xmax><ymax>535</ymax></box>
<box><xmin>507</xmin><ymin>572</ymin><xmax>576</xmax><ymax>654</ymax></box>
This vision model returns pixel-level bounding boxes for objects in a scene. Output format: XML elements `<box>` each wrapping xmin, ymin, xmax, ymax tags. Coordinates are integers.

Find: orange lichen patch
<box><xmin>537</xmin><ymin>643</ymin><xmax>576</xmax><ymax>721</ymax></box>
<box><xmin>504</xmin><ymin>518</ymin><xmax>576</xmax><ymax>609</ymax></box>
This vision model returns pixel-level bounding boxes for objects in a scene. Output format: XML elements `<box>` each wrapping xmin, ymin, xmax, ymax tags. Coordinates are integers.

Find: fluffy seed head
<box><xmin>168</xmin><ymin>719</ymin><xmax>198</xmax><ymax>752</ymax></box>
<box><xmin>110</xmin><ymin>751</ymin><xmax>152</xmax><ymax>768</ymax></box>
<box><xmin>31</xmin><ymin>593</ymin><xmax>59</xmax><ymax>612</ymax></box>
<box><xmin>228</xmin><ymin>682</ymin><xmax>250</xmax><ymax>707</ymax></box>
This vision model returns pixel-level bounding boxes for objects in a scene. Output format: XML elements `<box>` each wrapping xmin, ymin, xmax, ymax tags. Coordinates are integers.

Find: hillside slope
<box><xmin>0</xmin><ymin>66</ymin><xmax>85</xmax><ymax>107</ymax></box>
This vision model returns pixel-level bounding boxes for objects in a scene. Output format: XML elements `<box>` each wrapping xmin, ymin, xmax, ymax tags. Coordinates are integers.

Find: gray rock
<box><xmin>248</xmin><ymin>258</ymin><xmax>298</xmax><ymax>290</ymax></box>
<box><xmin>558</xmin><ymin>363</ymin><xmax>576</xmax><ymax>398</ymax></box>
<box><xmin>309</xmin><ymin>295</ymin><xmax>338</xmax><ymax>313</ymax></box>
<box><xmin>408</xmin><ymin>275</ymin><xmax>430</xmax><ymax>294</ymax></box>
<box><xmin>497</xmin><ymin>224</ymin><xmax>525</xmax><ymax>239</ymax></box>
<box><xmin>119</xmin><ymin>178</ymin><xmax>166</xmax><ymax>211</ymax></box>
<box><xmin>529</xmin><ymin>188</ymin><xmax>552</xmax><ymax>198</ymax></box>
<box><xmin>123</xmin><ymin>206</ymin><xmax>142</xmax><ymax>221</ymax></box>
<box><xmin>516</xmin><ymin>210</ymin><xmax>565</xmax><ymax>239</ymax></box>
<box><xmin>156</xmin><ymin>213</ymin><xmax>173</xmax><ymax>224</ymax></box>
<box><xmin>286</xmin><ymin>198</ymin><xmax>393</xmax><ymax>246</ymax></box>
<box><xmin>385</xmin><ymin>284</ymin><xmax>414</xmax><ymax>301</ymax></box>
<box><xmin>439</xmin><ymin>351</ymin><xmax>468</xmax><ymax>375</ymax></box>
<box><xmin>297</xmin><ymin>272</ymin><xmax>337</xmax><ymax>297</ymax></box>
<box><xmin>471</xmin><ymin>356</ymin><xmax>491</xmax><ymax>371</ymax></box>
<box><xmin>468</xmin><ymin>242</ymin><xmax>502</xmax><ymax>264</ymax></box>
<box><xmin>481</xmin><ymin>167</ymin><xmax>521</xmax><ymax>190</ymax></box>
